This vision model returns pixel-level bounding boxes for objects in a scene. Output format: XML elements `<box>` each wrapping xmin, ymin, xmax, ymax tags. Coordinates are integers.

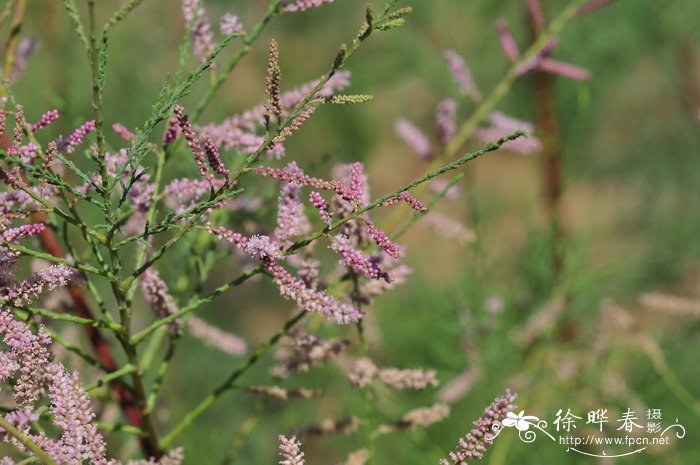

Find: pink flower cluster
<box><xmin>383</xmin><ymin>191</ymin><xmax>427</xmax><ymax>212</ymax></box>
<box><xmin>58</xmin><ymin>119</ymin><xmax>96</xmax><ymax>154</ymax></box>
<box><xmin>440</xmin><ymin>389</ymin><xmax>518</xmax><ymax>465</ymax></box>
<box><xmin>281</xmin><ymin>0</ymin><xmax>335</xmax><ymax>13</ymax></box>
<box><xmin>29</xmin><ymin>109</ymin><xmax>59</xmax><ymax>133</ymax></box>
<box><xmin>331</xmin><ymin>234</ymin><xmax>389</xmax><ymax>282</ymax></box>
<box><xmin>496</xmin><ymin>13</ymin><xmax>591</xmax><ymax>81</ymax></box>
<box><xmin>443</xmin><ymin>49</ymin><xmax>481</xmax><ymax>102</ymax></box>
<box><xmin>395</xmin><ymin>118</ymin><xmax>432</xmax><ymax>159</ymax></box>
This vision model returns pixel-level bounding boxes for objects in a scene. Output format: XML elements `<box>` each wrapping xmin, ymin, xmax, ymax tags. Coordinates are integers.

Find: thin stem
<box><xmin>1</xmin><ymin>241</ymin><xmax>113</xmax><ymax>278</ymax></box>
<box><xmin>160</xmin><ymin>310</ymin><xmax>307</xmax><ymax>447</ymax></box>
<box><xmin>11</xmin><ymin>305</ymin><xmax>123</xmax><ymax>333</ymax></box>
<box><xmin>131</xmin><ymin>267</ymin><xmax>261</xmax><ymax>345</ymax></box>
<box><xmin>218</xmin><ymin>400</ymin><xmax>267</xmax><ymax>465</ymax></box>
<box><xmin>193</xmin><ymin>0</ymin><xmax>283</xmax><ymax>120</ymax></box>
<box><xmin>1</xmin><ymin>0</ymin><xmax>26</xmax><ymax>86</ymax></box>
<box><xmin>60</xmin><ymin>0</ymin><xmax>89</xmax><ymax>50</ymax></box>
<box><xmin>288</xmin><ymin>131</ymin><xmax>525</xmax><ymax>254</ymax></box>
<box><xmin>102</xmin><ymin>0</ymin><xmax>146</xmax><ymax>36</ymax></box>
<box><xmin>86</xmin><ymin>363</ymin><xmax>137</xmax><ymax>392</ymax></box>
<box><xmin>0</xmin><ymin>416</ymin><xmax>58</xmax><ymax>465</ymax></box>
<box><xmin>390</xmin><ymin>173</ymin><xmax>464</xmax><ymax>240</ymax></box>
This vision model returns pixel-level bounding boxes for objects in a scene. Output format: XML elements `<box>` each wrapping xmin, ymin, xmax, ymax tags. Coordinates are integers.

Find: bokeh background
<box><xmin>9</xmin><ymin>0</ymin><xmax>700</xmax><ymax>464</ymax></box>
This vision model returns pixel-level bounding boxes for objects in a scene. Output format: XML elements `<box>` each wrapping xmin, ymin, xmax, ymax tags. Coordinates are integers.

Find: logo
<box><xmin>491</xmin><ymin>407</ymin><xmax>686</xmax><ymax>458</ymax></box>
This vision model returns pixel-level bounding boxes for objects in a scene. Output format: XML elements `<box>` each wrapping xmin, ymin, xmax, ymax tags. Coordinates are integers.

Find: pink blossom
<box><xmin>395</xmin><ymin>118</ymin><xmax>432</xmax><ymax>159</ymax></box>
<box><xmin>57</xmin><ymin>119</ymin><xmax>96</xmax><ymax>154</ymax></box>
<box><xmin>309</xmin><ymin>191</ymin><xmax>333</xmax><ymax>225</ymax></box>
<box><xmin>496</xmin><ymin>20</ymin><xmax>520</xmax><ymax>62</ymax></box>
<box><xmin>383</xmin><ymin>191</ymin><xmax>427</xmax><ymax>212</ymax></box>
<box><xmin>29</xmin><ymin>109</ymin><xmax>60</xmax><ymax>133</ymax></box>
<box><xmin>443</xmin><ymin>49</ymin><xmax>481</xmax><ymax>101</ymax></box>
<box><xmin>0</xmin><ymin>309</ymin><xmax>52</xmax><ymax>405</ymax></box>
<box><xmin>537</xmin><ymin>59</ymin><xmax>591</xmax><ymax>81</ymax></box>
<box><xmin>440</xmin><ymin>390</ymin><xmax>517</xmax><ymax>465</ymax></box>
<box><xmin>163</xmin><ymin>177</ymin><xmax>225</xmax><ymax>214</ymax></box>
<box><xmin>3</xmin><ymin>264</ymin><xmax>76</xmax><ymax>306</ymax></box>
<box><xmin>9</xmin><ymin>38</ymin><xmax>37</xmax><ymax>83</ymax></box>
<box><xmin>174</xmin><ymin>105</ymin><xmax>212</xmax><ymax>183</ymax></box>
<box><xmin>577</xmin><ymin>0</ymin><xmax>616</xmax><ymax>16</ymax></box>
<box><xmin>163</xmin><ymin>116</ymin><xmax>180</xmax><ymax>145</ymax></box>
<box><xmin>434</xmin><ymin>99</ymin><xmax>457</xmax><ymax>146</ymax></box>
<box><xmin>182</xmin><ymin>0</ymin><xmax>215</xmax><ymax>64</ymax></box>
<box><xmin>282</xmin><ymin>0</ymin><xmax>335</xmax><ymax>13</ymax></box>
<box><xmin>364</xmin><ymin>219</ymin><xmax>401</xmax><ymax>259</ymax></box>
<box><xmin>274</xmin><ymin>162</ymin><xmax>311</xmax><ymax>243</ymax></box>
<box><xmin>220</xmin><ymin>13</ymin><xmax>244</xmax><ymax>36</ymax></box>
<box><xmin>244</xmin><ymin>235</ymin><xmax>284</xmax><ymax>261</ymax></box>
<box><xmin>187</xmin><ymin>316</ymin><xmax>247</xmax><ymax>356</ymax></box>
<box><xmin>265</xmin><ymin>261</ymin><xmax>363</xmax><ymax>324</ymax></box>
<box><xmin>526</xmin><ymin>0</ymin><xmax>545</xmax><ymax>33</ymax></box>
<box><xmin>112</xmin><ymin>122</ymin><xmax>136</xmax><ymax>142</ymax></box>
<box><xmin>140</xmin><ymin>268</ymin><xmax>181</xmax><ymax>334</ymax></box>
<box><xmin>331</xmin><ymin>234</ymin><xmax>389</xmax><ymax>282</ymax></box>
<box><xmin>278</xmin><ymin>435</ymin><xmax>304</xmax><ymax>465</ymax></box>
<box><xmin>202</xmin><ymin>134</ymin><xmax>230</xmax><ymax>176</ymax></box>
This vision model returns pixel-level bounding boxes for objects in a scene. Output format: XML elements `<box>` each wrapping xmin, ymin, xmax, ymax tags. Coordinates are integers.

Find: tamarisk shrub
<box><xmin>0</xmin><ymin>0</ymin><xmax>610</xmax><ymax>463</ymax></box>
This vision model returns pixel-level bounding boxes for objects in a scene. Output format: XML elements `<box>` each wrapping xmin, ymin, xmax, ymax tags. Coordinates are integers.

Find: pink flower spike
<box><xmin>440</xmin><ymin>390</ymin><xmax>517</xmax><ymax>465</ymax></box>
<box><xmin>58</xmin><ymin>120</ymin><xmax>95</xmax><ymax>153</ymax></box>
<box><xmin>347</xmin><ymin>162</ymin><xmax>366</xmax><ymax>203</ymax></box>
<box><xmin>209</xmin><ymin>225</ymin><xmax>249</xmax><ymax>249</ymax></box>
<box><xmin>434</xmin><ymin>99</ymin><xmax>457</xmax><ymax>146</ymax></box>
<box><xmin>278</xmin><ymin>435</ymin><xmax>305</xmax><ymax>465</ymax></box>
<box><xmin>496</xmin><ymin>20</ymin><xmax>520</xmax><ymax>62</ymax></box>
<box><xmin>282</xmin><ymin>0</ymin><xmax>335</xmax><ymax>13</ymax></box>
<box><xmin>395</xmin><ymin>119</ymin><xmax>432</xmax><ymax>159</ymax></box>
<box><xmin>275</xmin><ymin>162</ymin><xmax>311</xmax><ymax>243</ymax></box>
<box><xmin>174</xmin><ymin>105</ymin><xmax>212</xmax><ymax>183</ymax></box>
<box><xmin>577</xmin><ymin>0</ymin><xmax>615</xmax><ymax>16</ymax></box>
<box><xmin>331</xmin><ymin>234</ymin><xmax>389</xmax><ymax>282</ymax></box>
<box><xmin>475</xmin><ymin>112</ymin><xmax>542</xmax><ymax>155</ymax></box>
<box><xmin>3</xmin><ymin>264</ymin><xmax>76</xmax><ymax>306</ymax></box>
<box><xmin>526</xmin><ymin>0</ymin><xmax>546</xmax><ymax>33</ymax></box>
<box><xmin>202</xmin><ymin>134</ymin><xmax>230</xmax><ymax>176</ymax></box>
<box><xmin>220</xmin><ymin>13</ymin><xmax>244</xmax><ymax>36</ymax></box>
<box><xmin>112</xmin><ymin>122</ymin><xmax>136</xmax><ymax>143</ymax></box>
<box><xmin>443</xmin><ymin>49</ymin><xmax>482</xmax><ymax>102</ymax></box>
<box><xmin>309</xmin><ymin>191</ymin><xmax>333</xmax><ymax>225</ymax></box>
<box><xmin>255</xmin><ymin>165</ymin><xmax>343</xmax><ymax>193</ymax></box>
<box><xmin>538</xmin><ymin>59</ymin><xmax>591</xmax><ymax>81</ymax></box>
<box><xmin>187</xmin><ymin>316</ymin><xmax>247</xmax><ymax>356</ymax></box>
<box><xmin>364</xmin><ymin>219</ymin><xmax>401</xmax><ymax>259</ymax></box>
<box><xmin>182</xmin><ymin>0</ymin><xmax>215</xmax><ymax>64</ymax></box>
<box><xmin>1</xmin><ymin>223</ymin><xmax>46</xmax><ymax>243</ymax></box>
<box><xmin>265</xmin><ymin>261</ymin><xmax>363</xmax><ymax>324</ymax></box>
<box><xmin>163</xmin><ymin>116</ymin><xmax>180</xmax><ymax>145</ymax></box>
<box><xmin>384</xmin><ymin>191</ymin><xmax>427</xmax><ymax>212</ymax></box>
<box><xmin>29</xmin><ymin>109</ymin><xmax>60</xmax><ymax>133</ymax></box>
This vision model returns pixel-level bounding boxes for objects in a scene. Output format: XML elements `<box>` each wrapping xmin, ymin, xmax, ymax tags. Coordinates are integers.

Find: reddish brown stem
<box><xmin>529</xmin><ymin>16</ymin><xmax>566</xmax><ymax>274</ymax></box>
<box><xmin>678</xmin><ymin>40</ymin><xmax>700</xmax><ymax>132</ymax></box>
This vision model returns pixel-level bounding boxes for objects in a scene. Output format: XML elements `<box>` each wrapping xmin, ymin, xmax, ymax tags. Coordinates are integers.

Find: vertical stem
<box><xmin>86</xmin><ymin>0</ymin><xmax>109</xmax><ymax>199</ymax></box>
<box><xmin>529</xmin><ymin>16</ymin><xmax>565</xmax><ymax>274</ymax></box>
<box><xmin>1</xmin><ymin>0</ymin><xmax>25</xmax><ymax>81</ymax></box>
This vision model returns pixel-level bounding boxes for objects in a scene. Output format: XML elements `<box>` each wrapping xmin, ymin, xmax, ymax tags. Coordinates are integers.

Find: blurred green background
<box><xmin>9</xmin><ymin>0</ymin><xmax>700</xmax><ymax>464</ymax></box>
